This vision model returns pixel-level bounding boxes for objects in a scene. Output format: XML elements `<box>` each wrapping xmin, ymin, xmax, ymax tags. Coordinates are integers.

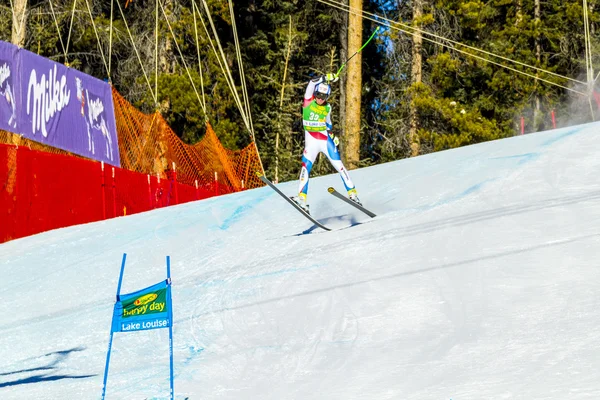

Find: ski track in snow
<box><xmin>2</xmin><ymin>122</ymin><xmax>600</xmax><ymax>399</ymax></box>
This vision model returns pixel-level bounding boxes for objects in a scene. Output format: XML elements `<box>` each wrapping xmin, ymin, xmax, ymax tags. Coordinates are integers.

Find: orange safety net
<box><xmin>112</xmin><ymin>87</ymin><xmax>263</xmax><ymax>193</ymax></box>
<box><xmin>0</xmin><ymin>86</ymin><xmax>265</xmax><ymax>243</ymax></box>
<box><xmin>0</xmin><ymin>130</ymin><xmax>72</xmax><ymax>156</ymax></box>
<box><xmin>0</xmin><ymin>87</ymin><xmax>264</xmax><ymax>192</ymax></box>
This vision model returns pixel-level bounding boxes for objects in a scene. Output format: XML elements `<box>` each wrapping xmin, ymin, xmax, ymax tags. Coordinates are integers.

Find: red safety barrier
<box><xmin>0</xmin><ymin>143</ymin><xmax>217</xmax><ymax>244</ymax></box>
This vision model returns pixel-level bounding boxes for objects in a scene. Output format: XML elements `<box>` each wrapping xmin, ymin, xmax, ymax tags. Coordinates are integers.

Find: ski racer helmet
<box><xmin>314</xmin><ymin>82</ymin><xmax>331</xmax><ymax>101</ymax></box>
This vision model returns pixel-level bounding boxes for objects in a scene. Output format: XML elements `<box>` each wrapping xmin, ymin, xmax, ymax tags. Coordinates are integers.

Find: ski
<box><xmin>258</xmin><ymin>173</ymin><xmax>331</xmax><ymax>231</ymax></box>
<box><xmin>327</xmin><ymin>187</ymin><xmax>376</xmax><ymax>218</ymax></box>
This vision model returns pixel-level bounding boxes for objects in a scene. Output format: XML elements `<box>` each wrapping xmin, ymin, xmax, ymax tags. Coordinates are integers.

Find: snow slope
<box><xmin>2</xmin><ymin>122</ymin><xmax>600</xmax><ymax>399</ymax></box>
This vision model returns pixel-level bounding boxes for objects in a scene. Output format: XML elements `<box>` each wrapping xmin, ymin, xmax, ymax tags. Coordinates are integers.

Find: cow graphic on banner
<box><xmin>75</xmin><ymin>77</ymin><xmax>114</xmax><ymax>161</ymax></box>
<box><xmin>0</xmin><ymin>41</ymin><xmax>18</xmax><ymax>132</ymax></box>
<box><xmin>0</xmin><ymin>62</ymin><xmax>16</xmax><ymax>129</ymax></box>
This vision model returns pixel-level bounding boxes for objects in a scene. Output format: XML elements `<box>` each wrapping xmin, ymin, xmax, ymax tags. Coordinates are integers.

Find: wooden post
<box><xmin>101</xmin><ymin>162</ymin><xmax>106</xmax><ymax>220</ymax></box>
<box><xmin>592</xmin><ymin>90</ymin><xmax>600</xmax><ymax>110</ymax></box>
<box><xmin>520</xmin><ymin>116</ymin><xmax>525</xmax><ymax>135</ymax></box>
<box><xmin>112</xmin><ymin>167</ymin><xmax>117</xmax><ymax>218</ymax></box>
<box><xmin>12</xmin><ymin>0</ymin><xmax>27</xmax><ymax>47</ymax></box>
<box><xmin>148</xmin><ymin>174</ymin><xmax>153</xmax><ymax>209</ymax></box>
<box><xmin>172</xmin><ymin>162</ymin><xmax>178</xmax><ymax>205</ymax></box>
<box><xmin>157</xmin><ymin>172</ymin><xmax>161</xmax><ymax>207</ymax></box>
<box><xmin>214</xmin><ymin>171</ymin><xmax>219</xmax><ymax>195</ymax></box>
<box><xmin>345</xmin><ymin>0</ymin><xmax>364</xmax><ymax>168</ymax></box>
<box><xmin>408</xmin><ymin>0</ymin><xmax>423</xmax><ymax>157</ymax></box>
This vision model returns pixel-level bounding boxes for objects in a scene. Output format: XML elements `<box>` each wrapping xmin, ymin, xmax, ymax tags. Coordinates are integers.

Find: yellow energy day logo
<box><xmin>123</xmin><ymin>291</ymin><xmax>166</xmax><ymax>318</ymax></box>
<box><xmin>134</xmin><ymin>293</ymin><xmax>157</xmax><ymax>306</ymax></box>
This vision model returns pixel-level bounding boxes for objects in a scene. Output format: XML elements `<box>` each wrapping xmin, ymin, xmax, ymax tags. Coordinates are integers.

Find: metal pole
<box><xmin>101</xmin><ymin>253</ymin><xmax>127</xmax><ymax>400</ymax></box>
<box><xmin>166</xmin><ymin>256</ymin><xmax>174</xmax><ymax>400</ymax></box>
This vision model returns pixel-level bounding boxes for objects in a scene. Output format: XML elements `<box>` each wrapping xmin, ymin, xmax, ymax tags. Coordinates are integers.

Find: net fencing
<box><xmin>0</xmin><ymin>87</ymin><xmax>264</xmax><ymax>243</ymax></box>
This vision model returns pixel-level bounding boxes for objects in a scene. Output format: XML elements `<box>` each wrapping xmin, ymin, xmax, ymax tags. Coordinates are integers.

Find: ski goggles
<box><xmin>314</xmin><ymin>91</ymin><xmax>329</xmax><ymax>101</ymax></box>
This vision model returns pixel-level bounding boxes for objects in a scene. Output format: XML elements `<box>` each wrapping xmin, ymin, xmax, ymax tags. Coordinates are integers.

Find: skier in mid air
<box><xmin>292</xmin><ymin>73</ymin><xmax>361</xmax><ymax>214</ymax></box>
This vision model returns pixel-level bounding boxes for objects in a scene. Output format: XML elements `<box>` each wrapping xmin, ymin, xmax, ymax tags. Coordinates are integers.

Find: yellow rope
<box><xmin>583</xmin><ymin>0</ymin><xmax>593</xmax><ymax>85</ymax></box>
<box><xmin>228</xmin><ymin>0</ymin><xmax>255</xmax><ymax>140</ymax></box>
<box><xmin>108</xmin><ymin>0</ymin><xmax>113</xmax><ymax>79</ymax></box>
<box><xmin>155</xmin><ymin>0</ymin><xmax>158</xmax><ymax>107</ymax></box>
<box><xmin>192</xmin><ymin>0</ymin><xmax>266</xmax><ymax>180</ymax></box>
<box><xmin>48</xmin><ymin>0</ymin><xmax>69</xmax><ymax>63</ymax></box>
<box><xmin>317</xmin><ymin>0</ymin><xmax>587</xmax><ymax>96</ymax></box>
<box><xmin>192</xmin><ymin>1</ymin><xmax>247</xmax><ymax>121</ymax></box>
<box><xmin>275</xmin><ymin>15</ymin><xmax>294</xmax><ymax>183</ymax></box>
<box><xmin>199</xmin><ymin>0</ymin><xmax>252</xmax><ymax>132</ymax></box>
<box><xmin>280</xmin><ymin>15</ymin><xmax>293</xmax><ymax>109</ymax></box>
<box><xmin>191</xmin><ymin>0</ymin><xmax>207</xmax><ymax>113</ymax></box>
<box><xmin>583</xmin><ymin>0</ymin><xmax>595</xmax><ymax>119</ymax></box>
<box><xmin>321</xmin><ymin>0</ymin><xmax>586</xmax><ymax>86</ymax></box>
<box><xmin>65</xmin><ymin>0</ymin><xmax>78</xmax><ymax>64</ymax></box>
<box><xmin>228</xmin><ymin>0</ymin><xmax>264</xmax><ymax>174</ymax></box>
<box><xmin>84</xmin><ymin>0</ymin><xmax>110</xmax><ymax>79</ymax></box>
<box><xmin>8</xmin><ymin>0</ymin><xmax>27</xmax><ymax>47</ymax></box>
<box><xmin>114</xmin><ymin>0</ymin><xmax>156</xmax><ymax>103</ymax></box>
<box><xmin>157</xmin><ymin>0</ymin><xmax>207</xmax><ymax>116</ymax></box>
<box><xmin>192</xmin><ymin>0</ymin><xmax>238</xmax><ymax>114</ymax></box>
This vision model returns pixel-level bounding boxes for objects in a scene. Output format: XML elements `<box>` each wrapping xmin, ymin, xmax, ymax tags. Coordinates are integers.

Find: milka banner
<box><xmin>0</xmin><ymin>41</ymin><xmax>18</xmax><ymax>133</ymax></box>
<box><xmin>0</xmin><ymin>40</ymin><xmax>120</xmax><ymax>166</ymax></box>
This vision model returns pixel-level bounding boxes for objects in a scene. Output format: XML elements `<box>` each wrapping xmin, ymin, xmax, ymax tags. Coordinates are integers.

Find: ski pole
<box><xmin>335</xmin><ymin>26</ymin><xmax>380</xmax><ymax>78</ymax></box>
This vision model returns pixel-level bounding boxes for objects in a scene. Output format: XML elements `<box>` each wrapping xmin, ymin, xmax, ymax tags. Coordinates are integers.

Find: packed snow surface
<box><xmin>2</xmin><ymin>122</ymin><xmax>600</xmax><ymax>399</ymax></box>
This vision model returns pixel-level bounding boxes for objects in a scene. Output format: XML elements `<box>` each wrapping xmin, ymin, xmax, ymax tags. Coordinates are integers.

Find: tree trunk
<box><xmin>275</xmin><ymin>16</ymin><xmax>294</xmax><ymax>184</ymax></box>
<box><xmin>533</xmin><ymin>0</ymin><xmax>541</xmax><ymax>131</ymax></box>
<box><xmin>158</xmin><ymin>0</ymin><xmax>173</xmax><ymax>114</ymax></box>
<box><xmin>591</xmin><ymin>1</ymin><xmax>596</xmax><ymax>35</ymax></box>
<box><xmin>12</xmin><ymin>0</ymin><xmax>27</xmax><ymax>47</ymax></box>
<box><xmin>515</xmin><ymin>0</ymin><xmax>522</xmax><ymax>25</ymax></box>
<box><xmin>159</xmin><ymin>0</ymin><xmax>174</xmax><ymax>75</ymax></box>
<box><xmin>339</xmin><ymin>0</ymin><xmax>348</xmax><ymax>139</ymax></box>
<box><xmin>514</xmin><ymin>0</ymin><xmax>523</xmax><ymax>134</ymax></box>
<box><xmin>344</xmin><ymin>0</ymin><xmax>363</xmax><ymax>170</ymax></box>
<box><xmin>409</xmin><ymin>0</ymin><xmax>423</xmax><ymax>157</ymax></box>
<box><xmin>7</xmin><ymin>0</ymin><xmax>23</xmax><ymax>147</ymax></box>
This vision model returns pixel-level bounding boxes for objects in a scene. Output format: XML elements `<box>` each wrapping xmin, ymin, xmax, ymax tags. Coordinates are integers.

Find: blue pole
<box><xmin>101</xmin><ymin>332</ymin><xmax>114</xmax><ymax>400</ymax></box>
<box><xmin>115</xmin><ymin>253</ymin><xmax>127</xmax><ymax>300</ymax></box>
<box><xmin>166</xmin><ymin>255</ymin><xmax>171</xmax><ymax>280</ymax></box>
<box><xmin>167</xmin><ymin>255</ymin><xmax>174</xmax><ymax>400</ymax></box>
<box><xmin>101</xmin><ymin>253</ymin><xmax>127</xmax><ymax>400</ymax></box>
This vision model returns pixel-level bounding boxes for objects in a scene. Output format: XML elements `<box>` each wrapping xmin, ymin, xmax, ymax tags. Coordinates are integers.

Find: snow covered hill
<box><xmin>2</xmin><ymin>122</ymin><xmax>600</xmax><ymax>399</ymax></box>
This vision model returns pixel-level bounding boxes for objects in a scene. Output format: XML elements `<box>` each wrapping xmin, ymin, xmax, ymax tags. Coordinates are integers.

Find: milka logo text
<box><xmin>27</xmin><ymin>65</ymin><xmax>70</xmax><ymax>137</ymax></box>
<box><xmin>0</xmin><ymin>63</ymin><xmax>10</xmax><ymax>86</ymax></box>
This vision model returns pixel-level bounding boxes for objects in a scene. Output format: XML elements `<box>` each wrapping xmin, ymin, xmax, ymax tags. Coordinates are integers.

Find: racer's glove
<box><xmin>329</xmin><ymin>131</ymin><xmax>340</xmax><ymax>146</ymax></box>
<box><xmin>324</xmin><ymin>73</ymin><xmax>339</xmax><ymax>83</ymax></box>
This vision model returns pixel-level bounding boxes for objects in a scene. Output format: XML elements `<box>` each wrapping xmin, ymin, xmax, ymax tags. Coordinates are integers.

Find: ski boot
<box><xmin>348</xmin><ymin>188</ymin><xmax>362</xmax><ymax>206</ymax></box>
<box><xmin>291</xmin><ymin>193</ymin><xmax>310</xmax><ymax>214</ymax></box>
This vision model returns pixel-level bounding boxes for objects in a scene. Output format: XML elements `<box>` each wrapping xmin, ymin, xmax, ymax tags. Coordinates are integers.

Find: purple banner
<box><xmin>0</xmin><ymin>41</ymin><xmax>18</xmax><ymax>133</ymax></box>
<box><xmin>0</xmin><ymin>40</ymin><xmax>120</xmax><ymax>166</ymax></box>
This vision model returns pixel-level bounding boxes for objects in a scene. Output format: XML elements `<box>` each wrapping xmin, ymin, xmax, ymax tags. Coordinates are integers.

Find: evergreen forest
<box><xmin>2</xmin><ymin>0</ymin><xmax>599</xmax><ymax>182</ymax></box>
